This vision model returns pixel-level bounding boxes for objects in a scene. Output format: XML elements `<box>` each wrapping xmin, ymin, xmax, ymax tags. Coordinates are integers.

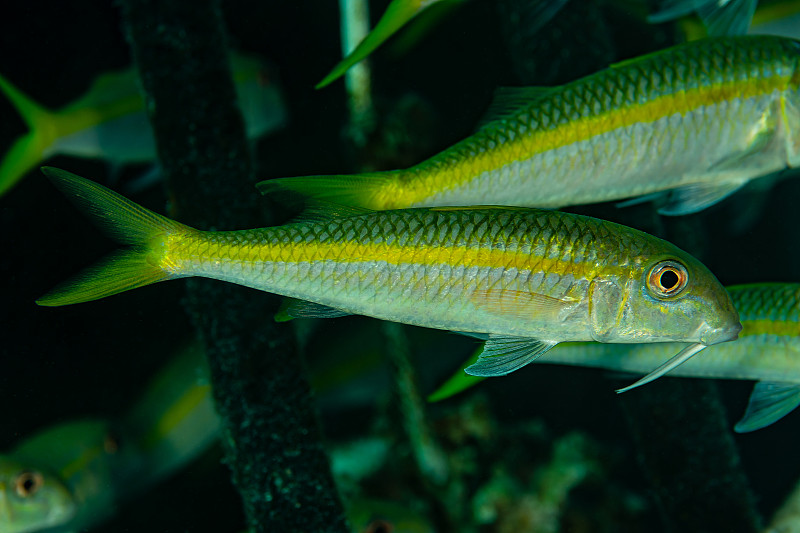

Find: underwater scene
<box><xmin>3</xmin><ymin>0</ymin><xmax>800</xmax><ymax>531</ymax></box>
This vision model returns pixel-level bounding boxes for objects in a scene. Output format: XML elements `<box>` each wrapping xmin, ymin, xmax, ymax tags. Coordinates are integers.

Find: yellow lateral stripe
<box><xmin>177</xmin><ymin>237</ymin><xmax>631</xmax><ymax>280</ymax></box>
<box><xmin>741</xmin><ymin>319</ymin><xmax>800</xmax><ymax>337</ymax></box>
<box><xmin>140</xmin><ymin>383</ymin><xmax>212</xmax><ymax>452</ymax></box>
<box><xmin>55</xmin><ymin>95</ymin><xmax>144</xmax><ymax>138</ymax></box>
<box><xmin>418</xmin><ymin>74</ymin><xmax>791</xmax><ymax>194</ymax></box>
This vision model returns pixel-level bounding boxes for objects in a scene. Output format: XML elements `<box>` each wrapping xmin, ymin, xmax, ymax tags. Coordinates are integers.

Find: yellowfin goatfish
<box><xmin>262</xmin><ymin>35</ymin><xmax>800</xmax><ymax>216</ymax></box>
<box><xmin>0</xmin><ymin>420</ymin><xmax>139</xmax><ymax>533</ymax></box>
<box><xmin>0</xmin><ymin>53</ymin><xmax>286</xmax><ymax>197</ymax></box>
<box><xmin>0</xmin><ymin>343</ymin><xmax>217</xmax><ymax>533</ymax></box>
<box><xmin>37</xmin><ymin>167</ymin><xmax>740</xmax><ymax>389</ymax></box>
<box><xmin>431</xmin><ymin>283</ymin><xmax>800</xmax><ymax>432</ymax></box>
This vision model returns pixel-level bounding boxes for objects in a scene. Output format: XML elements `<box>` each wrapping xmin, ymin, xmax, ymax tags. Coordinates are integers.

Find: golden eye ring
<box><xmin>14</xmin><ymin>470</ymin><xmax>44</xmax><ymax>498</ymax></box>
<box><xmin>647</xmin><ymin>260</ymin><xmax>689</xmax><ymax>299</ymax></box>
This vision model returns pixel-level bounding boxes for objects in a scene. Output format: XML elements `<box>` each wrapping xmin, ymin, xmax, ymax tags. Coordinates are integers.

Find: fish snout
<box><xmin>699</xmin><ymin>320</ymin><xmax>742</xmax><ymax>345</ymax></box>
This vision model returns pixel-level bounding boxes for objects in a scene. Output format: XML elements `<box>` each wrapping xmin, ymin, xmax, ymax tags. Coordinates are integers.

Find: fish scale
<box><xmin>167</xmin><ymin>208</ymin><xmax>659</xmax><ymax>337</ymax></box>
<box><xmin>37</xmin><ymin>168</ymin><xmax>740</xmax><ymax>381</ymax></box>
<box><xmin>261</xmin><ymin>36</ymin><xmax>800</xmax><ymax>216</ymax></box>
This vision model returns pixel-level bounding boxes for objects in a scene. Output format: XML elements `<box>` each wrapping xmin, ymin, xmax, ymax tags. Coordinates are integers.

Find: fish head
<box><xmin>0</xmin><ymin>457</ymin><xmax>76</xmax><ymax>533</ymax></box>
<box><xmin>589</xmin><ymin>251</ymin><xmax>741</xmax><ymax>346</ymax></box>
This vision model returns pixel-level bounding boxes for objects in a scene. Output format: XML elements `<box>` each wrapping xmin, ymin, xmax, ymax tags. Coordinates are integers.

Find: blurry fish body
<box><xmin>431</xmin><ymin>283</ymin><xmax>800</xmax><ymax>432</ymax></box>
<box><xmin>649</xmin><ymin>0</ymin><xmax>758</xmax><ymax>36</ymax></box>
<box><xmin>0</xmin><ymin>342</ymin><xmax>217</xmax><ymax>533</ymax></box>
<box><xmin>262</xmin><ymin>35</ymin><xmax>800</xmax><ymax>217</ymax></box>
<box><xmin>749</xmin><ymin>0</ymin><xmax>800</xmax><ymax>39</ymax></box>
<box><xmin>0</xmin><ymin>53</ymin><xmax>287</xmax><ymax>197</ymax></box>
<box><xmin>679</xmin><ymin>0</ymin><xmax>800</xmax><ymax>40</ymax></box>
<box><xmin>37</xmin><ymin>167</ymin><xmax>740</xmax><ymax>387</ymax></box>
<box><xmin>0</xmin><ymin>420</ymin><xmax>140</xmax><ymax>533</ymax></box>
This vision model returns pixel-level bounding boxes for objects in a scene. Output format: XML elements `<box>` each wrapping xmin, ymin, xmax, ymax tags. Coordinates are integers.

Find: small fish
<box><xmin>0</xmin><ymin>420</ymin><xmax>135</xmax><ymax>533</ymax></box>
<box><xmin>0</xmin><ymin>342</ymin><xmax>217</xmax><ymax>533</ymax></box>
<box><xmin>0</xmin><ymin>456</ymin><xmax>74</xmax><ymax>533</ymax></box>
<box><xmin>37</xmin><ymin>167</ymin><xmax>740</xmax><ymax>388</ymax></box>
<box><xmin>262</xmin><ymin>35</ymin><xmax>800</xmax><ymax>216</ymax></box>
<box><xmin>0</xmin><ymin>53</ymin><xmax>286</xmax><ymax>197</ymax></box>
<box><xmin>431</xmin><ymin>283</ymin><xmax>800</xmax><ymax>432</ymax></box>
<box><xmin>649</xmin><ymin>0</ymin><xmax>758</xmax><ymax>36</ymax></box>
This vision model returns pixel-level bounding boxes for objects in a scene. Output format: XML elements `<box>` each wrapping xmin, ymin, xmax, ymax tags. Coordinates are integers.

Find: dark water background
<box><xmin>1</xmin><ymin>1</ymin><xmax>799</xmax><ymax>531</ymax></box>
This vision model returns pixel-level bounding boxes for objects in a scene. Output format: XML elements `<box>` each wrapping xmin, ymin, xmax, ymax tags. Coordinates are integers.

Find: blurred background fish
<box><xmin>0</xmin><ymin>53</ymin><xmax>286</xmax><ymax>197</ymax></box>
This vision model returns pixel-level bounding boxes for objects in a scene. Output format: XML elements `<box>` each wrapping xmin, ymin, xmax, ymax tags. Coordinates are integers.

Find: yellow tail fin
<box><xmin>0</xmin><ymin>74</ymin><xmax>59</xmax><ymax>196</ymax></box>
<box><xmin>36</xmin><ymin>167</ymin><xmax>193</xmax><ymax>306</ymax></box>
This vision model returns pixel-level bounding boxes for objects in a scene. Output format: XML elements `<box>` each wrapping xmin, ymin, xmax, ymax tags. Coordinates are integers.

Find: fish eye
<box><xmin>647</xmin><ymin>260</ymin><xmax>689</xmax><ymax>299</ymax></box>
<box><xmin>14</xmin><ymin>471</ymin><xmax>44</xmax><ymax>498</ymax></box>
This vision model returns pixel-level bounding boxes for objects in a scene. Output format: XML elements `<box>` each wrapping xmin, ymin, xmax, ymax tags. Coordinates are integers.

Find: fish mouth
<box><xmin>699</xmin><ymin>321</ymin><xmax>742</xmax><ymax>345</ymax></box>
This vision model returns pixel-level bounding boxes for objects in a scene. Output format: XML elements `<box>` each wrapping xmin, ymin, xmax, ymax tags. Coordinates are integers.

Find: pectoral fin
<box><xmin>657</xmin><ymin>180</ymin><xmax>746</xmax><ymax>216</ymax></box>
<box><xmin>734</xmin><ymin>381</ymin><xmax>800</xmax><ymax>433</ymax></box>
<box><xmin>470</xmin><ymin>288</ymin><xmax>575</xmax><ymax>321</ymax></box>
<box><xmin>697</xmin><ymin>0</ymin><xmax>756</xmax><ymax>35</ymax></box>
<box><xmin>465</xmin><ymin>335</ymin><xmax>557</xmax><ymax>377</ymax></box>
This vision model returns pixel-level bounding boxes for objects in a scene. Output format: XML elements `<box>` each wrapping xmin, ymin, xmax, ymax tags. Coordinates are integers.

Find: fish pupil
<box><xmin>15</xmin><ymin>471</ymin><xmax>42</xmax><ymax>497</ymax></box>
<box><xmin>660</xmin><ymin>269</ymin><xmax>680</xmax><ymax>291</ymax></box>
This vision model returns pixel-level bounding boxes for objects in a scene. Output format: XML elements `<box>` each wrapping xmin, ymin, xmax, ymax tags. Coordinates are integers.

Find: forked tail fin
<box><xmin>0</xmin><ymin>73</ymin><xmax>61</xmax><ymax>196</ymax></box>
<box><xmin>36</xmin><ymin>167</ymin><xmax>193</xmax><ymax>306</ymax></box>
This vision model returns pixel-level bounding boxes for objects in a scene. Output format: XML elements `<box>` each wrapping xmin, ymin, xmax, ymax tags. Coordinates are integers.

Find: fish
<box><xmin>0</xmin><ymin>53</ymin><xmax>287</xmax><ymax>197</ymax></box>
<box><xmin>37</xmin><ymin>167</ymin><xmax>740</xmax><ymax>389</ymax></box>
<box><xmin>430</xmin><ymin>283</ymin><xmax>800</xmax><ymax>432</ymax></box>
<box><xmin>0</xmin><ymin>342</ymin><xmax>217</xmax><ymax>533</ymax></box>
<box><xmin>649</xmin><ymin>0</ymin><xmax>758</xmax><ymax>36</ymax></box>
<box><xmin>260</xmin><ymin>35</ymin><xmax>800</xmax><ymax>216</ymax></box>
<box><xmin>0</xmin><ymin>456</ymin><xmax>75</xmax><ymax>533</ymax></box>
<box><xmin>0</xmin><ymin>336</ymin><xmax>437</xmax><ymax>533</ymax></box>
<box><xmin>0</xmin><ymin>420</ymin><xmax>137</xmax><ymax>533</ymax></box>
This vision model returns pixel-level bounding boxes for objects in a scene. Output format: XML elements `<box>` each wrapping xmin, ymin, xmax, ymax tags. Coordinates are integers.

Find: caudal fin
<box><xmin>36</xmin><ymin>167</ymin><xmax>193</xmax><ymax>306</ymax></box>
<box><xmin>0</xmin><ymin>74</ymin><xmax>59</xmax><ymax>196</ymax></box>
<box><xmin>257</xmin><ymin>171</ymin><xmax>398</xmax><ymax>209</ymax></box>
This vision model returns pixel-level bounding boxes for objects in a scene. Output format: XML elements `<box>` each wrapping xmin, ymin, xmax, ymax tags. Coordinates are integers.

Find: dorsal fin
<box><xmin>286</xmin><ymin>199</ymin><xmax>373</xmax><ymax>225</ymax></box>
<box><xmin>476</xmin><ymin>87</ymin><xmax>553</xmax><ymax>130</ymax></box>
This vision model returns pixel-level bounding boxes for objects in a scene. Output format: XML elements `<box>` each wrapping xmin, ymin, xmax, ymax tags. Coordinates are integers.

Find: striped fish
<box><xmin>261</xmin><ymin>35</ymin><xmax>800</xmax><ymax>216</ymax></box>
<box><xmin>0</xmin><ymin>420</ymin><xmax>135</xmax><ymax>533</ymax></box>
<box><xmin>36</xmin><ymin>167</ymin><xmax>740</xmax><ymax>387</ymax></box>
<box><xmin>432</xmin><ymin>283</ymin><xmax>800</xmax><ymax>431</ymax></box>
